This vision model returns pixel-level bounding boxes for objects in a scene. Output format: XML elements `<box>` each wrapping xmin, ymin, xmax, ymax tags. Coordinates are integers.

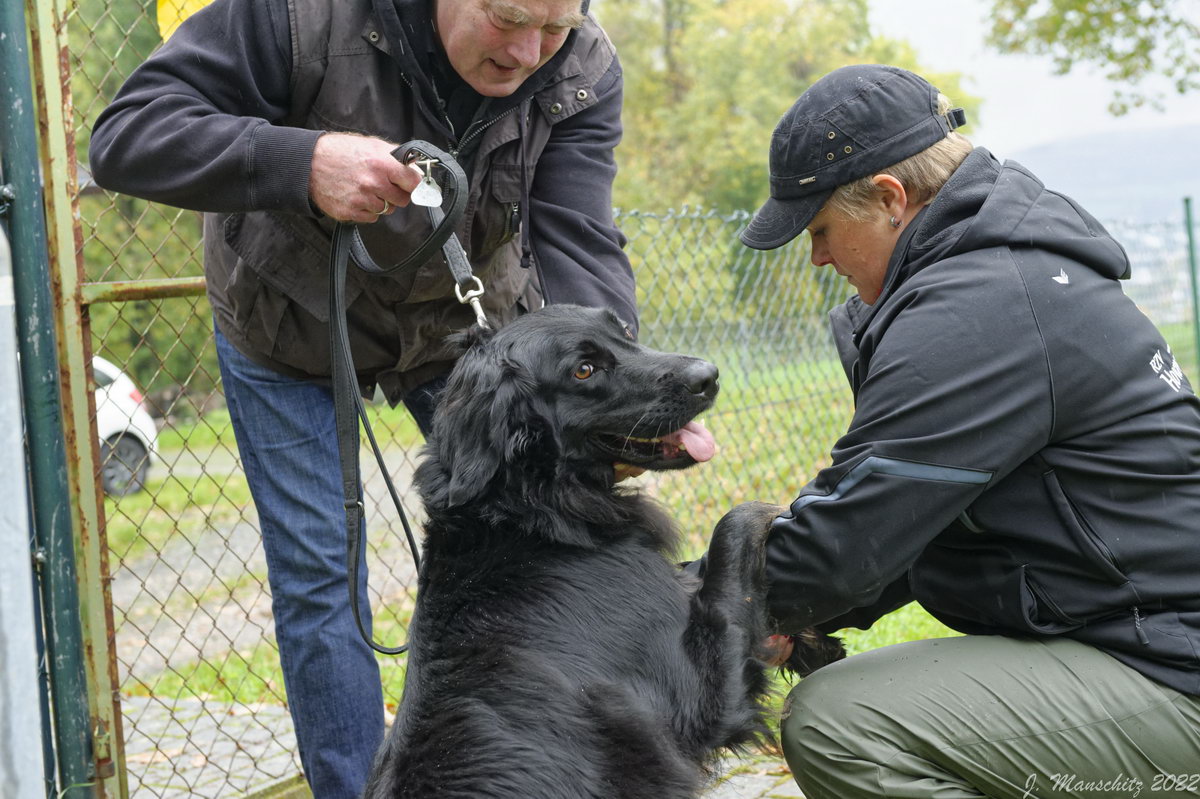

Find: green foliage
<box><xmin>71</xmin><ymin>0</ymin><xmax>218</xmax><ymax>398</ymax></box>
<box><xmin>987</xmin><ymin>0</ymin><xmax>1200</xmax><ymax>114</ymax></box>
<box><xmin>840</xmin><ymin>602</ymin><xmax>961</xmax><ymax>655</ymax></box>
<box><xmin>600</xmin><ymin>0</ymin><xmax>980</xmax><ymax>212</ymax></box>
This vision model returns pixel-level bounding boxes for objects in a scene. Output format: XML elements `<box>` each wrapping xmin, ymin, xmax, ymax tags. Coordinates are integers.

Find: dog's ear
<box><xmin>427</xmin><ymin>348</ymin><xmax>558</xmax><ymax>508</ymax></box>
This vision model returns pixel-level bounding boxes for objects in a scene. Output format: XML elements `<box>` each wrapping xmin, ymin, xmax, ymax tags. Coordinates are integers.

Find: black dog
<box><xmin>364</xmin><ymin>305</ymin><xmax>841</xmax><ymax>798</ymax></box>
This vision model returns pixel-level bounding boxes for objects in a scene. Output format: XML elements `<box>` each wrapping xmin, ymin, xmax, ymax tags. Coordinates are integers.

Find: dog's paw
<box><xmin>778</xmin><ymin>628</ymin><xmax>846</xmax><ymax>679</ymax></box>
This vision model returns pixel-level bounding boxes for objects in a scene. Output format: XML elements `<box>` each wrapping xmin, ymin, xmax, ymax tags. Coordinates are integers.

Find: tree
<box><xmin>72</xmin><ymin>0</ymin><xmax>218</xmax><ymax>407</ymax></box>
<box><xmin>598</xmin><ymin>0</ymin><xmax>979</xmax><ymax>330</ymax></box>
<box><xmin>600</xmin><ymin>0</ymin><xmax>979</xmax><ymax>212</ymax></box>
<box><xmin>987</xmin><ymin>0</ymin><xmax>1200</xmax><ymax>114</ymax></box>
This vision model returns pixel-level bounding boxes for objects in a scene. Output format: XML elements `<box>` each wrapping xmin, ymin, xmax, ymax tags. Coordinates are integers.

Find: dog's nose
<box><xmin>682</xmin><ymin>359</ymin><xmax>719</xmax><ymax>398</ymax></box>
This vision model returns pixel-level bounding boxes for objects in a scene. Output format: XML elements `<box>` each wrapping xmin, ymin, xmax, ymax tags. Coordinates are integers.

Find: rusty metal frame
<box><xmin>26</xmin><ymin>0</ymin><xmax>125</xmax><ymax>794</ymax></box>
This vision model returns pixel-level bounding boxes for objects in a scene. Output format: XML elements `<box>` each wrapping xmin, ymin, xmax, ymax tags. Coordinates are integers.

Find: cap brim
<box><xmin>739</xmin><ymin>190</ymin><xmax>831</xmax><ymax>250</ymax></box>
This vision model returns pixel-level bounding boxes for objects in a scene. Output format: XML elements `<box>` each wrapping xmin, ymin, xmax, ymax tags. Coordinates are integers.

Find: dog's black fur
<box><xmin>363</xmin><ymin>305</ymin><xmax>842</xmax><ymax>799</ymax></box>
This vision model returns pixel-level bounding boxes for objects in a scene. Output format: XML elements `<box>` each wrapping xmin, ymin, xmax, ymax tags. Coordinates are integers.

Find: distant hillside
<box><xmin>1005</xmin><ymin>125</ymin><xmax>1200</xmax><ymax>224</ymax></box>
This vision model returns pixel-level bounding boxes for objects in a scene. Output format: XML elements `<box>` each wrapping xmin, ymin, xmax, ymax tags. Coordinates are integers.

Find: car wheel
<box><xmin>101</xmin><ymin>434</ymin><xmax>149</xmax><ymax>497</ymax></box>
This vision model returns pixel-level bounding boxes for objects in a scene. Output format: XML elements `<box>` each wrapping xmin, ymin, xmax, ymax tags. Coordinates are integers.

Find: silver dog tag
<box><xmin>410</xmin><ymin>159</ymin><xmax>443</xmax><ymax>208</ymax></box>
<box><xmin>411</xmin><ymin>175</ymin><xmax>442</xmax><ymax>207</ymax></box>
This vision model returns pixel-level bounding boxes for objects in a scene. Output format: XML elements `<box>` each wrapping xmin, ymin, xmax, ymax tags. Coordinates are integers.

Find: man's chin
<box><xmin>466</xmin><ymin>65</ymin><xmax>535</xmax><ymax>97</ymax></box>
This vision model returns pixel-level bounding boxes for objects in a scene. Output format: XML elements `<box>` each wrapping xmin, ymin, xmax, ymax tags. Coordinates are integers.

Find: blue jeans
<box><xmin>215</xmin><ymin>326</ymin><xmax>441</xmax><ymax>798</ymax></box>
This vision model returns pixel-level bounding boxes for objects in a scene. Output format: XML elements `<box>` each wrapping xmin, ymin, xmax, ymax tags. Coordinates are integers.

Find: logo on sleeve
<box><xmin>1150</xmin><ymin>347</ymin><xmax>1187</xmax><ymax>392</ymax></box>
<box><xmin>1052</xmin><ymin>268</ymin><xmax>1069</xmax><ymax>285</ymax></box>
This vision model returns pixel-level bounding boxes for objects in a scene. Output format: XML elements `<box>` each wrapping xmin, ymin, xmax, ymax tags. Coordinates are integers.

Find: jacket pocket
<box><xmin>1018</xmin><ymin>565</ymin><xmax>1084</xmax><ymax>634</ymax></box>
<box><xmin>471</xmin><ymin>164</ymin><xmax>524</xmax><ymax>256</ymax></box>
<box><xmin>1042</xmin><ymin>469</ymin><xmax>1129</xmax><ymax>586</ymax></box>
<box><xmin>223</xmin><ymin>211</ymin><xmax>361</xmax><ymax>323</ymax></box>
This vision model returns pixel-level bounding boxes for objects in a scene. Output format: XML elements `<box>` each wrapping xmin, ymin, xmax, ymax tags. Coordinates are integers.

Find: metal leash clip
<box><xmin>455</xmin><ymin>276</ymin><xmax>489</xmax><ymax>329</ymax></box>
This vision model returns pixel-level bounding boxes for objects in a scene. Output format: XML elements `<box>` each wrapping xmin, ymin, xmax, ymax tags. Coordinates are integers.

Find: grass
<box><xmin>840</xmin><ymin>602</ymin><xmax>961</xmax><ymax>655</ymax></box>
<box><xmin>111</xmin><ymin>362</ymin><xmax>954</xmax><ymax>711</ymax></box>
<box><xmin>105</xmin><ymin>471</ymin><xmax>254</xmax><ymax>563</ymax></box>
<box><xmin>156</xmin><ymin>403</ymin><xmax>424</xmax><ymax>451</ymax></box>
<box><xmin>125</xmin><ymin>597</ymin><xmax>416</xmax><ymax>708</ymax></box>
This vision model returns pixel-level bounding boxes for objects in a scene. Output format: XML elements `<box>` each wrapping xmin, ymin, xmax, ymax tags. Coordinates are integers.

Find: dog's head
<box><xmin>416</xmin><ymin>306</ymin><xmax>719</xmax><ymax>533</ymax></box>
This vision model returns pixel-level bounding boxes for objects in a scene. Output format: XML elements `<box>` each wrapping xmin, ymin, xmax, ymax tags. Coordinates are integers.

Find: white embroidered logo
<box><xmin>1052</xmin><ymin>268</ymin><xmax>1070</xmax><ymax>285</ymax></box>
<box><xmin>1150</xmin><ymin>347</ymin><xmax>1186</xmax><ymax>392</ymax></box>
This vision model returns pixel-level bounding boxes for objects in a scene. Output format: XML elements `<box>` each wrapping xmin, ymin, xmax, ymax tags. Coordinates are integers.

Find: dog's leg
<box><xmin>674</xmin><ymin>503</ymin><xmax>779</xmax><ymax>758</ymax></box>
<box><xmin>708</xmin><ymin>504</ymin><xmax>846</xmax><ymax>679</ymax></box>
<box><xmin>677</xmin><ymin>503</ymin><xmax>848</xmax><ymax>758</ymax></box>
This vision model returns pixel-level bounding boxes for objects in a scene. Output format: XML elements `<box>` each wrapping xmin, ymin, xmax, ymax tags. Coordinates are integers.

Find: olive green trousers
<box><xmin>781</xmin><ymin>635</ymin><xmax>1200</xmax><ymax>798</ymax></box>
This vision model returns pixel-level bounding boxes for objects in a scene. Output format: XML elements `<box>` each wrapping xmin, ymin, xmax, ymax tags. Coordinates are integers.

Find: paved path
<box><xmin>702</xmin><ymin>755</ymin><xmax>807</xmax><ymax>799</ymax></box>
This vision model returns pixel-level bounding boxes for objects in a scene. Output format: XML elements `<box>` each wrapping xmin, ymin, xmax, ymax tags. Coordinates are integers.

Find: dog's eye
<box><xmin>573</xmin><ymin>362</ymin><xmax>595</xmax><ymax>380</ymax></box>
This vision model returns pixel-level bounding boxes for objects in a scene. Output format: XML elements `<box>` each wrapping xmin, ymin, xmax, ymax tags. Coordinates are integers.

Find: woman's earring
<box><xmin>890</xmin><ymin>216</ymin><xmax>902</xmax><ymax>228</ymax></box>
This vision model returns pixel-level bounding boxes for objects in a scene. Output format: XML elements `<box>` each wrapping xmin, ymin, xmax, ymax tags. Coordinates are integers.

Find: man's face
<box><xmin>436</xmin><ymin>0</ymin><xmax>583</xmax><ymax>97</ymax></box>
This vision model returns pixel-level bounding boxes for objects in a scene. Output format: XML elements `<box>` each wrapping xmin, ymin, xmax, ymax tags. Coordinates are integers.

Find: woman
<box><xmin>741</xmin><ymin>64</ymin><xmax>1200</xmax><ymax>798</ymax></box>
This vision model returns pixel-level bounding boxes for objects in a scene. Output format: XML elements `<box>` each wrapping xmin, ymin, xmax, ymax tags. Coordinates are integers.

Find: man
<box><xmin>740</xmin><ymin>64</ymin><xmax>1200</xmax><ymax>797</ymax></box>
<box><xmin>89</xmin><ymin>1</ymin><xmax>635</xmax><ymax>795</ymax></box>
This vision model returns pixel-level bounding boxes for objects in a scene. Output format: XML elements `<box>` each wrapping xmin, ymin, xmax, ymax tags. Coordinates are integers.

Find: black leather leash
<box><xmin>328</xmin><ymin>140</ymin><xmax>488</xmax><ymax>655</ymax></box>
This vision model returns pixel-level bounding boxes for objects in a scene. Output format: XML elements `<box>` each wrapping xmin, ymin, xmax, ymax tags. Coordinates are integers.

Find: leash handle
<box><xmin>328</xmin><ymin>140</ymin><xmax>478</xmax><ymax>656</ymax></box>
<box><xmin>346</xmin><ymin>141</ymin><xmax>467</xmax><ymax>276</ymax></box>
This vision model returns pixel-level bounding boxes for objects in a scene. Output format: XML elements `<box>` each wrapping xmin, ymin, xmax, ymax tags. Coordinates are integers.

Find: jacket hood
<box><xmin>897</xmin><ymin>148</ymin><xmax>1131</xmax><ymax>286</ymax></box>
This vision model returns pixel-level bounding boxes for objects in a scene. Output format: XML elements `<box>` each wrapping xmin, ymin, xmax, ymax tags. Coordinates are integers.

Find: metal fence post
<box><xmin>1185</xmin><ymin>197</ymin><xmax>1200</xmax><ymax>381</ymax></box>
<box><xmin>28</xmin><ymin>0</ymin><xmax>130</xmax><ymax>789</ymax></box>
<box><xmin>0</xmin><ymin>224</ymin><xmax>49</xmax><ymax>799</ymax></box>
<box><xmin>1</xmin><ymin>0</ymin><xmax>100</xmax><ymax>795</ymax></box>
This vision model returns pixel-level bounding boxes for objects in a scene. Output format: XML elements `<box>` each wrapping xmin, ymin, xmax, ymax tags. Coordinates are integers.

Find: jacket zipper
<box><xmin>504</xmin><ymin>202</ymin><xmax>521</xmax><ymax>241</ymax></box>
<box><xmin>398</xmin><ymin>71</ymin><xmax>459</xmax><ymax>146</ymax></box>
<box><xmin>398</xmin><ymin>70</ymin><xmax>518</xmax><ymax>161</ymax></box>
<box><xmin>453</xmin><ymin>106</ymin><xmax>520</xmax><ymax>158</ymax></box>
<box><xmin>1132</xmin><ymin>606</ymin><xmax>1151</xmax><ymax>646</ymax></box>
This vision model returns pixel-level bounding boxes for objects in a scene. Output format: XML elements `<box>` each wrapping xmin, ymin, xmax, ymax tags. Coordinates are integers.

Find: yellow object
<box><xmin>157</xmin><ymin>0</ymin><xmax>214</xmax><ymax>41</ymax></box>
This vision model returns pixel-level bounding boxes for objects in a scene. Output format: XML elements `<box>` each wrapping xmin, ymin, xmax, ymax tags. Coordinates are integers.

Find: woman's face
<box><xmin>806</xmin><ymin>205</ymin><xmax>898</xmax><ymax>305</ymax></box>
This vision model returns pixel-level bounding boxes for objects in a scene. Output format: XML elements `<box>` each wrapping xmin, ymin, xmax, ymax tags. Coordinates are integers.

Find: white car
<box><xmin>93</xmin><ymin>356</ymin><xmax>158</xmax><ymax>496</ymax></box>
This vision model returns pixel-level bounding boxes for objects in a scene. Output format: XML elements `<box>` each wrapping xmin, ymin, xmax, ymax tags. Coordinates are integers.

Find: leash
<box><xmin>329</xmin><ymin>140</ymin><xmax>488</xmax><ymax>655</ymax></box>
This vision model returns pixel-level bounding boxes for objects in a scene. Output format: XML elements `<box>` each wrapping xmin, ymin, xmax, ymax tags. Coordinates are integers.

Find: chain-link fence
<box><xmin>80</xmin><ymin>207</ymin><xmax>1200</xmax><ymax>799</ymax></box>
<box><xmin>20</xmin><ymin>0</ymin><xmax>1197</xmax><ymax>795</ymax></box>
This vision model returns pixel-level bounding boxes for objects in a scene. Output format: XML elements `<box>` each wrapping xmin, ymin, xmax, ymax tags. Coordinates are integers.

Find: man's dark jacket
<box><xmin>766</xmin><ymin>148</ymin><xmax>1200</xmax><ymax>696</ymax></box>
<box><xmin>89</xmin><ymin>0</ymin><xmax>636</xmax><ymax>401</ymax></box>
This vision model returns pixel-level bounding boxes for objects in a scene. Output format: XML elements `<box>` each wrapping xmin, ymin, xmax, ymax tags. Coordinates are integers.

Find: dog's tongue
<box><xmin>665</xmin><ymin>421</ymin><xmax>716</xmax><ymax>463</ymax></box>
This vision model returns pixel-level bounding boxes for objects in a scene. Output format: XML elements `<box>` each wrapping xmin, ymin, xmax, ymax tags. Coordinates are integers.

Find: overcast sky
<box><xmin>868</xmin><ymin>0</ymin><xmax>1200</xmax><ymax>158</ymax></box>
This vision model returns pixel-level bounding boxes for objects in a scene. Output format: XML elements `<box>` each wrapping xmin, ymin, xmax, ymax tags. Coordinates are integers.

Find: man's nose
<box><xmin>507</xmin><ymin>29</ymin><xmax>543</xmax><ymax>69</ymax></box>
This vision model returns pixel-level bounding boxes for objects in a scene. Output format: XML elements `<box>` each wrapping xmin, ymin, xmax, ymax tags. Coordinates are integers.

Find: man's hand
<box><xmin>308</xmin><ymin>132</ymin><xmax>424</xmax><ymax>223</ymax></box>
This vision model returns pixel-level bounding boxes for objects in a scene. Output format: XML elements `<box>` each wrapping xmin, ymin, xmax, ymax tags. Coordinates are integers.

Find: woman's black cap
<box><xmin>741</xmin><ymin>64</ymin><xmax>966</xmax><ymax>250</ymax></box>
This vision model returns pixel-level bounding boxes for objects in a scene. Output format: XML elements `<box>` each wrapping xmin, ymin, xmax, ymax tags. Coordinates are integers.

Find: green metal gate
<box><xmin>9</xmin><ymin>0</ymin><xmax>1200</xmax><ymax>796</ymax></box>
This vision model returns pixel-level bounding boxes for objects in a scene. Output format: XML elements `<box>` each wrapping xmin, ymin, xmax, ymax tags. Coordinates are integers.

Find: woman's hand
<box><xmin>763</xmin><ymin>634</ymin><xmax>795</xmax><ymax>667</ymax></box>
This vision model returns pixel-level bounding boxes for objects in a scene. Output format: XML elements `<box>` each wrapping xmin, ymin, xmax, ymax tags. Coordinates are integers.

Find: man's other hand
<box><xmin>309</xmin><ymin>132</ymin><xmax>423</xmax><ymax>223</ymax></box>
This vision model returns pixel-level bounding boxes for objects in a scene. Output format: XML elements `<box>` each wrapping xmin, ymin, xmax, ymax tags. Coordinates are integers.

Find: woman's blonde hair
<box><xmin>825</xmin><ymin>94</ymin><xmax>974</xmax><ymax>221</ymax></box>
